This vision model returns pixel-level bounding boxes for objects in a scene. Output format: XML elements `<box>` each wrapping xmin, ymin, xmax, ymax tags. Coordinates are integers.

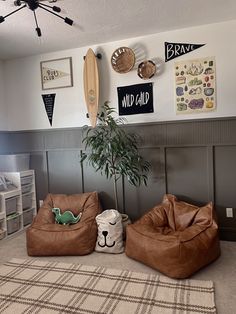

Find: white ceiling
<box><xmin>0</xmin><ymin>0</ymin><xmax>236</xmax><ymax>60</ymax></box>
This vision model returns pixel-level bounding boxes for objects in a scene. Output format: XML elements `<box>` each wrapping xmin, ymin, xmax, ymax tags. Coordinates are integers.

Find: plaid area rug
<box><xmin>0</xmin><ymin>258</ymin><xmax>216</xmax><ymax>314</ymax></box>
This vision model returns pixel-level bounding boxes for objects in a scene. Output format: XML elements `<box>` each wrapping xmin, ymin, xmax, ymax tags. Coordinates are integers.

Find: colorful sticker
<box><xmin>174</xmin><ymin>57</ymin><xmax>216</xmax><ymax>114</ymax></box>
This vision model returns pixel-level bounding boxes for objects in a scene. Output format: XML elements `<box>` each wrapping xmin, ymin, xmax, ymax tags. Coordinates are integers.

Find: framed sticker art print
<box><xmin>40</xmin><ymin>57</ymin><xmax>73</xmax><ymax>90</ymax></box>
<box><xmin>175</xmin><ymin>56</ymin><xmax>216</xmax><ymax>114</ymax></box>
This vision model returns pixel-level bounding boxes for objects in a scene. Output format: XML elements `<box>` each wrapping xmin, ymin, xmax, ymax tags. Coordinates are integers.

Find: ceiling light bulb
<box><xmin>36</xmin><ymin>27</ymin><xmax>41</xmax><ymax>37</ymax></box>
<box><xmin>64</xmin><ymin>17</ymin><xmax>73</xmax><ymax>26</ymax></box>
<box><xmin>14</xmin><ymin>0</ymin><xmax>22</xmax><ymax>6</ymax></box>
<box><xmin>52</xmin><ymin>6</ymin><xmax>61</xmax><ymax>13</ymax></box>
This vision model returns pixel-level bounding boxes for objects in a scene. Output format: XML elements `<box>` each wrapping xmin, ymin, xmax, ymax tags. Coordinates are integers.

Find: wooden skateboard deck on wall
<box><xmin>83</xmin><ymin>48</ymin><xmax>99</xmax><ymax>128</ymax></box>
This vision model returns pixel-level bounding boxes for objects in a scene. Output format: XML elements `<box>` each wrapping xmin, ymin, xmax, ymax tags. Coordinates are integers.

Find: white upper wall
<box><xmin>0</xmin><ymin>60</ymin><xmax>7</xmax><ymax>130</ymax></box>
<box><xmin>3</xmin><ymin>19</ymin><xmax>236</xmax><ymax>131</ymax></box>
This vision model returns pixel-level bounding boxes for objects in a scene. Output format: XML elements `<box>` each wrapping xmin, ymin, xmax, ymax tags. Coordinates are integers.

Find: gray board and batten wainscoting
<box><xmin>0</xmin><ymin>116</ymin><xmax>236</xmax><ymax>241</ymax></box>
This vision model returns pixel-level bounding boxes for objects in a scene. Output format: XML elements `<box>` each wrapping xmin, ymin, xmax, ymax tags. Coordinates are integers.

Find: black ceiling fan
<box><xmin>0</xmin><ymin>0</ymin><xmax>74</xmax><ymax>37</ymax></box>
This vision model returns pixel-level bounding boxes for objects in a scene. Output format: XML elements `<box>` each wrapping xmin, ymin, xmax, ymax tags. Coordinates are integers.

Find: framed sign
<box><xmin>175</xmin><ymin>56</ymin><xmax>216</xmax><ymax>114</ymax></box>
<box><xmin>117</xmin><ymin>83</ymin><xmax>154</xmax><ymax>116</ymax></box>
<box><xmin>40</xmin><ymin>57</ymin><xmax>73</xmax><ymax>90</ymax></box>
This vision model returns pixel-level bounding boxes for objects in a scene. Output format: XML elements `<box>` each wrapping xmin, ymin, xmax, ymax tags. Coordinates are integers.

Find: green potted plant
<box><xmin>81</xmin><ymin>102</ymin><xmax>150</xmax><ymax>212</ymax></box>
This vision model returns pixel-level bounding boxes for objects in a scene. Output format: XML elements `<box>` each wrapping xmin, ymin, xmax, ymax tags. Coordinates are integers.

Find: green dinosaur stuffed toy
<box><xmin>52</xmin><ymin>207</ymin><xmax>82</xmax><ymax>225</ymax></box>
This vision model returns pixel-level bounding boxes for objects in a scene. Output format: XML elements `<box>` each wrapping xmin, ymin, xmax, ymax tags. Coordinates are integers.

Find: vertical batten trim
<box><xmin>206</xmin><ymin>146</ymin><xmax>215</xmax><ymax>204</ymax></box>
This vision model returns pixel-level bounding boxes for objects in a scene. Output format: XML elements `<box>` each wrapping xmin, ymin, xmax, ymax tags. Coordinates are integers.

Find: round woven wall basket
<box><xmin>137</xmin><ymin>60</ymin><xmax>156</xmax><ymax>79</ymax></box>
<box><xmin>111</xmin><ymin>47</ymin><xmax>135</xmax><ymax>74</ymax></box>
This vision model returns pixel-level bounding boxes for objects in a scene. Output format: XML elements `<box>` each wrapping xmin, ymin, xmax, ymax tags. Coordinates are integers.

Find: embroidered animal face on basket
<box><xmin>95</xmin><ymin>209</ymin><xmax>124</xmax><ymax>254</ymax></box>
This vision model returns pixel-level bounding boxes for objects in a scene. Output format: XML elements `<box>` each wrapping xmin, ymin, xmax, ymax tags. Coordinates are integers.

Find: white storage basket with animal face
<box><xmin>95</xmin><ymin>209</ymin><xmax>124</xmax><ymax>253</ymax></box>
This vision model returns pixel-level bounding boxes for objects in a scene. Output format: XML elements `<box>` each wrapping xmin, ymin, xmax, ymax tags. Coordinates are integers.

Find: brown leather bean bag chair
<box><xmin>26</xmin><ymin>191</ymin><xmax>102</xmax><ymax>256</ymax></box>
<box><xmin>125</xmin><ymin>194</ymin><xmax>221</xmax><ymax>278</ymax></box>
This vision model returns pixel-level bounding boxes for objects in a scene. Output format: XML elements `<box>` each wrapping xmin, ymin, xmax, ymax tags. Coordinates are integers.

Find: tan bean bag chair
<box><xmin>125</xmin><ymin>194</ymin><xmax>221</xmax><ymax>278</ymax></box>
<box><xmin>26</xmin><ymin>191</ymin><xmax>102</xmax><ymax>256</ymax></box>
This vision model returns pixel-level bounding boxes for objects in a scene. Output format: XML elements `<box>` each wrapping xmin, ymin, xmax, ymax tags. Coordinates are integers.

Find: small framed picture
<box><xmin>40</xmin><ymin>57</ymin><xmax>73</xmax><ymax>90</ymax></box>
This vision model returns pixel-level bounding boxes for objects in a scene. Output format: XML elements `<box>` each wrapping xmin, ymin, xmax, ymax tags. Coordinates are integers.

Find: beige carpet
<box><xmin>0</xmin><ymin>258</ymin><xmax>216</xmax><ymax>314</ymax></box>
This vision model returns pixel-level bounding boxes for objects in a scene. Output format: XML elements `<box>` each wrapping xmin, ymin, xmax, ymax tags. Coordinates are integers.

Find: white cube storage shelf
<box><xmin>0</xmin><ymin>170</ymin><xmax>36</xmax><ymax>240</ymax></box>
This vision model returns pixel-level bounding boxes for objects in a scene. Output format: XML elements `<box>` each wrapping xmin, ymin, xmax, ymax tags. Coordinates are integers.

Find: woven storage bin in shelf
<box><xmin>0</xmin><ymin>229</ymin><xmax>6</xmax><ymax>240</ymax></box>
<box><xmin>21</xmin><ymin>184</ymin><xmax>32</xmax><ymax>194</ymax></box>
<box><xmin>23</xmin><ymin>208</ymin><xmax>34</xmax><ymax>226</ymax></box>
<box><xmin>5</xmin><ymin>196</ymin><xmax>17</xmax><ymax>216</ymax></box>
<box><xmin>111</xmin><ymin>47</ymin><xmax>135</xmax><ymax>73</ymax></box>
<box><xmin>22</xmin><ymin>194</ymin><xmax>32</xmax><ymax>210</ymax></box>
<box><xmin>7</xmin><ymin>213</ymin><xmax>20</xmax><ymax>235</ymax></box>
<box><xmin>21</xmin><ymin>175</ymin><xmax>33</xmax><ymax>186</ymax></box>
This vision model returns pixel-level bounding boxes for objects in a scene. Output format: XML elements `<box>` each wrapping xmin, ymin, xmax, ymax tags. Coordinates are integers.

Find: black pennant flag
<box><xmin>42</xmin><ymin>94</ymin><xmax>56</xmax><ymax>126</ymax></box>
<box><xmin>165</xmin><ymin>42</ymin><xmax>205</xmax><ymax>62</ymax></box>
